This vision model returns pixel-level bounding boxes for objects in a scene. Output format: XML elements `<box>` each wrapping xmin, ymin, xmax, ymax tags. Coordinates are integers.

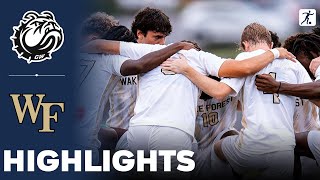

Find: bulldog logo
<box><xmin>11</xmin><ymin>11</ymin><xmax>64</xmax><ymax>64</ymax></box>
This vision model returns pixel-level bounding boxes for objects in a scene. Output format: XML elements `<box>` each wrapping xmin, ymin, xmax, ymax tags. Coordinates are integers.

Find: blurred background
<box><xmin>84</xmin><ymin>0</ymin><xmax>320</xmax><ymax>58</ymax></box>
<box><xmin>83</xmin><ymin>0</ymin><xmax>320</xmax><ymax>178</ymax></box>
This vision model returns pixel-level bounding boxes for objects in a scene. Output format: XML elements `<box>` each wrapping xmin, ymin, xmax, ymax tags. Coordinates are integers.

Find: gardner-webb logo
<box><xmin>10</xmin><ymin>94</ymin><xmax>65</xmax><ymax>133</ymax></box>
<box><xmin>10</xmin><ymin>11</ymin><xmax>64</xmax><ymax>64</ymax></box>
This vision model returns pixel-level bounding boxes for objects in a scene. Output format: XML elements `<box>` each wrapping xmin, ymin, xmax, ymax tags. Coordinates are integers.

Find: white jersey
<box><xmin>77</xmin><ymin>53</ymin><xmax>128</xmax><ymax>150</ymax></box>
<box><xmin>221</xmin><ymin>49</ymin><xmax>313</xmax><ymax>154</ymax></box>
<box><xmin>195</xmin><ymin>96</ymin><xmax>238</xmax><ymax>149</ymax></box>
<box><xmin>315</xmin><ymin>66</ymin><xmax>320</xmax><ymax>81</ymax></box>
<box><xmin>294</xmin><ymin>98</ymin><xmax>320</xmax><ymax>133</ymax></box>
<box><xmin>105</xmin><ymin>75</ymin><xmax>138</xmax><ymax>129</ymax></box>
<box><xmin>119</xmin><ymin>42</ymin><xmax>226</xmax><ymax>137</ymax></box>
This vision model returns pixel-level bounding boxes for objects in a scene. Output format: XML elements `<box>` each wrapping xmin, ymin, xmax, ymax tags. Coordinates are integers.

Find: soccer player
<box><xmin>81</xmin><ymin>31</ymin><xmax>295</xmax><ymax>174</ymax></box>
<box><xmin>77</xmin><ymin>15</ymin><xmax>194</xmax><ymax>164</ymax></box>
<box><xmin>160</xmin><ymin>23</ymin><xmax>310</xmax><ymax>178</ymax></box>
<box><xmin>105</xmin><ymin>7</ymin><xmax>173</xmax><ymax>149</ymax></box>
<box><xmin>255</xmin><ymin>31</ymin><xmax>320</xmax><ymax>168</ymax></box>
<box><xmin>181</xmin><ymin>42</ymin><xmax>239</xmax><ymax>177</ymax></box>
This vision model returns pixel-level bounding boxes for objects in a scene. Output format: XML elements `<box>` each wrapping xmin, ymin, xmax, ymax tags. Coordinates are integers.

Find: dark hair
<box><xmin>131</xmin><ymin>7</ymin><xmax>172</xmax><ymax>39</ymax></box>
<box><xmin>181</xmin><ymin>40</ymin><xmax>202</xmax><ymax>51</ymax></box>
<box><xmin>312</xmin><ymin>27</ymin><xmax>320</xmax><ymax>36</ymax></box>
<box><xmin>103</xmin><ymin>26</ymin><xmax>137</xmax><ymax>43</ymax></box>
<box><xmin>81</xmin><ymin>12</ymin><xmax>119</xmax><ymax>38</ymax></box>
<box><xmin>269</xmin><ymin>31</ymin><xmax>281</xmax><ymax>48</ymax></box>
<box><xmin>284</xmin><ymin>33</ymin><xmax>320</xmax><ymax>60</ymax></box>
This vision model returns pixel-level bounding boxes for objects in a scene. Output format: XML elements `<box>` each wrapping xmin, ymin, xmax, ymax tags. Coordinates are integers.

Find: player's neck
<box><xmin>247</xmin><ymin>43</ymin><xmax>270</xmax><ymax>52</ymax></box>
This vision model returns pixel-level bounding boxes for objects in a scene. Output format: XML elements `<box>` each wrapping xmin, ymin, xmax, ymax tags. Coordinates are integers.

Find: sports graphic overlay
<box><xmin>11</xmin><ymin>11</ymin><xmax>64</xmax><ymax>64</ymax></box>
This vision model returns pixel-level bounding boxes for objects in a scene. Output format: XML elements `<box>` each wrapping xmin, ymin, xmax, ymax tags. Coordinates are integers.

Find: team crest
<box><xmin>11</xmin><ymin>11</ymin><xmax>64</xmax><ymax>64</ymax></box>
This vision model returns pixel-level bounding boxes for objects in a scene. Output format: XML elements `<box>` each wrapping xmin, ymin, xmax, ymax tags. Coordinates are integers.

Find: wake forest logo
<box><xmin>10</xmin><ymin>11</ymin><xmax>64</xmax><ymax>64</ymax></box>
<box><xmin>10</xmin><ymin>94</ymin><xmax>65</xmax><ymax>133</ymax></box>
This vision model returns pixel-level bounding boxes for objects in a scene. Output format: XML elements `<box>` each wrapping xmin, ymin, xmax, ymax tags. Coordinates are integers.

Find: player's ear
<box><xmin>242</xmin><ymin>41</ymin><xmax>249</xmax><ymax>52</ymax></box>
<box><xmin>270</xmin><ymin>42</ymin><xmax>274</xmax><ymax>49</ymax></box>
<box><xmin>137</xmin><ymin>30</ymin><xmax>144</xmax><ymax>40</ymax></box>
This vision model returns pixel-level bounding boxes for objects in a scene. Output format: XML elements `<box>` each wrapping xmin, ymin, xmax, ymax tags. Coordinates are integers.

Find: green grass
<box><xmin>205</xmin><ymin>44</ymin><xmax>242</xmax><ymax>59</ymax></box>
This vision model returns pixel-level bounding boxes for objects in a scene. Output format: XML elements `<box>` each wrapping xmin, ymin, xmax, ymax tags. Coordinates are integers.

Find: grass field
<box><xmin>205</xmin><ymin>44</ymin><xmax>241</xmax><ymax>59</ymax></box>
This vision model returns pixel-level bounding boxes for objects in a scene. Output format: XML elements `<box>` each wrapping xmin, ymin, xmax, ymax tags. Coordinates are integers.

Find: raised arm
<box><xmin>161</xmin><ymin>56</ymin><xmax>233</xmax><ymax>101</ymax></box>
<box><xmin>160</xmin><ymin>48</ymin><xmax>295</xmax><ymax>100</ymax></box>
<box><xmin>80</xmin><ymin>39</ymin><xmax>120</xmax><ymax>54</ymax></box>
<box><xmin>218</xmin><ymin>48</ymin><xmax>295</xmax><ymax>77</ymax></box>
<box><xmin>255</xmin><ymin>74</ymin><xmax>320</xmax><ymax>99</ymax></box>
<box><xmin>120</xmin><ymin>42</ymin><xmax>195</xmax><ymax>76</ymax></box>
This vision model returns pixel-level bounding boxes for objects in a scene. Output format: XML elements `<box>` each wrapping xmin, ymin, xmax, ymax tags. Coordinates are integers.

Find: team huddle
<box><xmin>77</xmin><ymin>7</ymin><xmax>320</xmax><ymax>179</ymax></box>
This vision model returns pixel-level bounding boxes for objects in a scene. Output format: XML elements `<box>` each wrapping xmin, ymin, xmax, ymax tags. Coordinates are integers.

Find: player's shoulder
<box><xmin>274</xmin><ymin>58</ymin><xmax>303</xmax><ymax>69</ymax></box>
<box><xmin>235</xmin><ymin>49</ymin><xmax>266</xmax><ymax>60</ymax></box>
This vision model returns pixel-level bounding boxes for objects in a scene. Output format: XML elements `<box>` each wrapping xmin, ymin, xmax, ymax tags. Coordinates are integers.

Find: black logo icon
<box><xmin>301</xmin><ymin>10</ymin><xmax>315</xmax><ymax>25</ymax></box>
<box><xmin>11</xmin><ymin>11</ymin><xmax>64</xmax><ymax>64</ymax></box>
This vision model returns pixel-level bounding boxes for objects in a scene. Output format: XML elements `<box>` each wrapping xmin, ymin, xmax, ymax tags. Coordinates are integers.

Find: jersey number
<box><xmin>263</xmin><ymin>72</ymin><xmax>280</xmax><ymax>104</ymax></box>
<box><xmin>202</xmin><ymin>112</ymin><xmax>219</xmax><ymax>127</ymax></box>
<box><xmin>79</xmin><ymin>59</ymin><xmax>96</xmax><ymax>87</ymax></box>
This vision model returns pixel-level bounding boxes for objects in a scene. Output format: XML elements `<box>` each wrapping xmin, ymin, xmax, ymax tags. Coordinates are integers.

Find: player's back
<box><xmin>120</xmin><ymin>43</ymin><xmax>225</xmax><ymax>137</ymax></box>
<box><xmin>234</xmin><ymin>50</ymin><xmax>312</xmax><ymax>154</ymax></box>
<box><xmin>105</xmin><ymin>75</ymin><xmax>137</xmax><ymax>129</ymax></box>
<box><xmin>294</xmin><ymin>98</ymin><xmax>320</xmax><ymax>133</ymax></box>
<box><xmin>77</xmin><ymin>53</ymin><xmax>126</xmax><ymax>148</ymax></box>
<box><xmin>196</xmin><ymin>96</ymin><xmax>238</xmax><ymax>149</ymax></box>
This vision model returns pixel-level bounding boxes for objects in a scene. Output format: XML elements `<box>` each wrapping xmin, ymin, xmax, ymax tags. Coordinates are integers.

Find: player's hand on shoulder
<box><xmin>161</xmin><ymin>54</ymin><xmax>190</xmax><ymax>74</ymax></box>
<box><xmin>178</xmin><ymin>41</ymin><xmax>196</xmax><ymax>51</ymax></box>
<box><xmin>309</xmin><ymin>56</ymin><xmax>320</xmax><ymax>75</ymax></box>
<box><xmin>275</xmin><ymin>48</ymin><xmax>296</xmax><ymax>62</ymax></box>
<box><xmin>255</xmin><ymin>74</ymin><xmax>280</xmax><ymax>93</ymax></box>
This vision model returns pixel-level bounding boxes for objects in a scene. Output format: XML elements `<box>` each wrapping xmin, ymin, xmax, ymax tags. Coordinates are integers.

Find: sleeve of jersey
<box><xmin>296</xmin><ymin>62</ymin><xmax>313</xmax><ymax>84</ymax></box>
<box><xmin>109</xmin><ymin>55</ymin><xmax>129</xmax><ymax>76</ymax></box>
<box><xmin>119</xmin><ymin>41</ymin><xmax>165</xmax><ymax>60</ymax></box>
<box><xmin>220</xmin><ymin>77</ymin><xmax>245</xmax><ymax>97</ymax></box>
<box><xmin>198</xmin><ymin>51</ymin><xmax>226</xmax><ymax>77</ymax></box>
<box><xmin>218</xmin><ymin>52</ymin><xmax>247</xmax><ymax>97</ymax></box>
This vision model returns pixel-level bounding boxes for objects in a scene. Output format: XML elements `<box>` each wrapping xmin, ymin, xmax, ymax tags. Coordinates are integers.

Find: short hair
<box><xmin>240</xmin><ymin>23</ymin><xmax>272</xmax><ymax>50</ymax></box>
<box><xmin>269</xmin><ymin>31</ymin><xmax>281</xmax><ymax>48</ymax></box>
<box><xmin>102</xmin><ymin>26</ymin><xmax>137</xmax><ymax>43</ymax></box>
<box><xmin>131</xmin><ymin>7</ymin><xmax>172</xmax><ymax>39</ymax></box>
<box><xmin>81</xmin><ymin>12</ymin><xmax>119</xmax><ymax>38</ymax></box>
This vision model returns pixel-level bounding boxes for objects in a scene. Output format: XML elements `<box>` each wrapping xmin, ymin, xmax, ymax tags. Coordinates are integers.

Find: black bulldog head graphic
<box><xmin>11</xmin><ymin>11</ymin><xmax>64</xmax><ymax>63</ymax></box>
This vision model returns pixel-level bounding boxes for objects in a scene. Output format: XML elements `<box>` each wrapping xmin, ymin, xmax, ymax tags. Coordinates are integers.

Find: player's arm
<box><xmin>80</xmin><ymin>39</ymin><xmax>120</xmax><ymax>54</ymax></box>
<box><xmin>218</xmin><ymin>48</ymin><xmax>295</xmax><ymax>77</ymax></box>
<box><xmin>120</xmin><ymin>42</ymin><xmax>195</xmax><ymax>76</ymax></box>
<box><xmin>310</xmin><ymin>100</ymin><xmax>320</xmax><ymax>107</ymax></box>
<box><xmin>161</xmin><ymin>48</ymin><xmax>295</xmax><ymax>100</ymax></box>
<box><xmin>255</xmin><ymin>74</ymin><xmax>320</xmax><ymax>99</ymax></box>
<box><xmin>161</xmin><ymin>55</ymin><xmax>233</xmax><ymax>101</ymax></box>
<box><xmin>80</xmin><ymin>39</ymin><xmax>120</xmax><ymax>55</ymax></box>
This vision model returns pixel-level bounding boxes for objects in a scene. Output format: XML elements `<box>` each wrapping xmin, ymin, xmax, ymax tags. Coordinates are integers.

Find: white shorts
<box><xmin>308</xmin><ymin>130</ymin><xmax>320</xmax><ymax>165</ymax></box>
<box><xmin>127</xmin><ymin>125</ymin><xmax>193</xmax><ymax>173</ymax></box>
<box><xmin>193</xmin><ymin>128</ymin><xmax>238</xmax><ymax>177</ymax></box>
<box><xmin>222</xmin><ymin>135</ymin><xmax>294</xmax><ymax>179</ymax></box>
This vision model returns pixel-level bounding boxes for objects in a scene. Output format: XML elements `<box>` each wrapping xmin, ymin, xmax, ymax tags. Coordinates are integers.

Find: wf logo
<box><xmin>10</xmin><ymin>94</ymin><xmax>64</xmax><ymax>133</ymax></box>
